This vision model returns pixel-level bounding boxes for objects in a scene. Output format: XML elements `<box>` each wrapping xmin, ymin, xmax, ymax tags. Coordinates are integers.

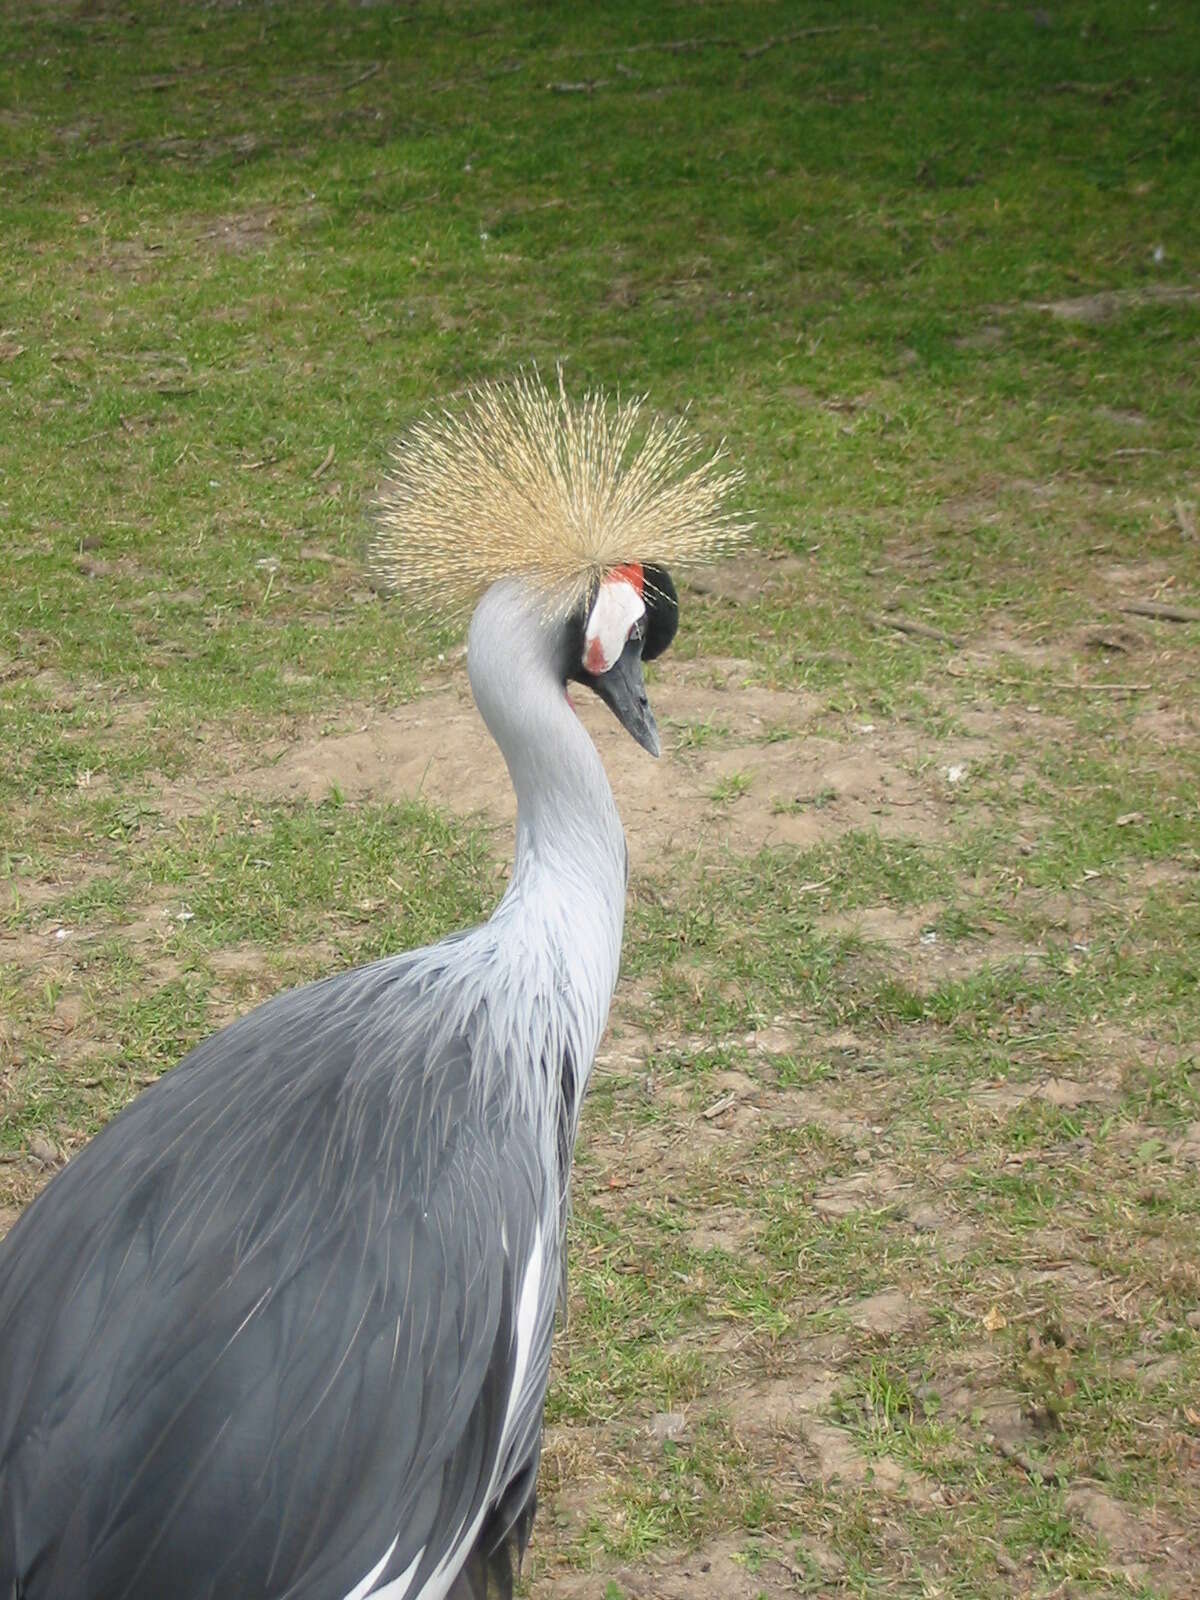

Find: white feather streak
<box><xmin>343</xmin><ymin>1534</ymin><xmax>399</xmax><ymax>1600</ymax></box>
<box><xmin>368</xmin><ymin>1546</ymin><xmax>424</xmax><ymax>1599</ymax></box>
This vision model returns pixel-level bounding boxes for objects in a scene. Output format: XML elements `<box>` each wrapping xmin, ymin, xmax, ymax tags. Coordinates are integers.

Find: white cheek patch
<box><xmin>583</xmin><ymin>574</ymin><xmax>645</xmax><ymax>676</ymax></box>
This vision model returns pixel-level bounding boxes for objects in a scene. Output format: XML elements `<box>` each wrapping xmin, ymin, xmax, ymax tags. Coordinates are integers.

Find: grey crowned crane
<box><xmin>0</xmin><ymin>373</ymin><xmax>746</xmax><ymax>1600</ymax></box>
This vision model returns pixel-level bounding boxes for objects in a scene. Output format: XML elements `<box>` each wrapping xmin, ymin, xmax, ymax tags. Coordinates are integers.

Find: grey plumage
<box><xmin>0</xmin><ymin>581</ymin><xmax>632</xmax><ymax>1600</ymax></box>
<box><xmin>2</xmin><ymin>960</ymin><xmax>543</xmax><ymax>1597</ymax></box>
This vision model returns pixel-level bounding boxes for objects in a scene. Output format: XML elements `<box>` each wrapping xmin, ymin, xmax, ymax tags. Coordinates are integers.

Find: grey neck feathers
<box><xmin>467</xmin><ymin>581</ymin><xmax>628</xmax><ymax>1042</ymax></box>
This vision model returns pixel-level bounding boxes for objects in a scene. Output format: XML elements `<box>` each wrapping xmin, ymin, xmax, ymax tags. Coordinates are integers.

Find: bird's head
<box><xmin>562</xmin><ymin>562</ymin><xmax>678</xmax><ymax>758</ymax></box>
<box><xmin>372</xmin><ymin>370</ymin><xmax>748</xmax><ymax>759</ymax></box>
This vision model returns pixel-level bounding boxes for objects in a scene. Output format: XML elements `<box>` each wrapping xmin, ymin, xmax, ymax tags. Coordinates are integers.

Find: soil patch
<box><xmin>231</xmin><ymin>661</ymin><xmax>1001</xmax><ymax>865</ymax></box>
<box><xmin>539</xmin><ymin>1534</ymin><xmax>799</xmax><ymax>1600</ymax></box>
<box><xmin>189</xmin><ymin>205</ymin><xmax>279</xmax><ymax>254</ymax></box>
<box><xmin>1026</xmin><ymin>284</ymin><xmax>1200</xmax><ymax>323</ymax></box>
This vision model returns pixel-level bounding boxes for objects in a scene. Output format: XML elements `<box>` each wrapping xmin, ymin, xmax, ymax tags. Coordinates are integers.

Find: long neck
<box><xmin>493</xmin><ymin>673</ymin><xmax>627</xmax><ymax>980</ymax></box>
<box><xmin>467</xmin><ymin>585</ymin><xmax>629</xmax><ymax>1060</ymax></box>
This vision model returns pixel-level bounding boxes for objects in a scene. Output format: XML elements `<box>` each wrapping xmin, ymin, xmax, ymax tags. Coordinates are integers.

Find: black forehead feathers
<box><xmin>640</xmin><ymin>564</ymin><xmax>679</xmax><ymax>661</ymax></box>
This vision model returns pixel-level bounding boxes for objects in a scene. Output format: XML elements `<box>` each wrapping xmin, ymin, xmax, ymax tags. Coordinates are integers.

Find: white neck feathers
<box><xmin>467</xmin><ymin>582</ymin><xmax>628</xmax><ymax>1058</ymax></box>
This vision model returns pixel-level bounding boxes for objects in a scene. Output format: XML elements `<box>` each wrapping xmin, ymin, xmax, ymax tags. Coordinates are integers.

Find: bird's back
<box><xmin>0</xmin><ymin>944</ymin><xmax>561</xmax><ymax>1600</ymax></box>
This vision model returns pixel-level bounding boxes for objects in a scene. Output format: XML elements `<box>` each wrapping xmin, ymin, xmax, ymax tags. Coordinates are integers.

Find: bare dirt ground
<box><xmin>211</xmin><ymin>653</ymin><xmax>1017</xmax><ymax>859</ymax></box>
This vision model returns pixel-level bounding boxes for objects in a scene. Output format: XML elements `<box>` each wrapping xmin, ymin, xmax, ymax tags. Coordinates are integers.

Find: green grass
<box><xmin>2</xmin><ymin>1</ymin><xmax>1199</xmax><ymax>1595</ymax></box>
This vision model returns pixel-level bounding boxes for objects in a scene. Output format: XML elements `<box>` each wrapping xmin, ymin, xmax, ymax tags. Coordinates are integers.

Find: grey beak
<box><xmin>589</xmin><ymin>637</ymin><xmax>661</xmax><ymax>758</ymax></box>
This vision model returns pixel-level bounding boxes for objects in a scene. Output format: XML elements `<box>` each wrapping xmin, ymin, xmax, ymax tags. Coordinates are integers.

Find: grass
<box><xmin>2</xmin><ymin>0</ymin><xmax>1199</xmax><ymax>1595</ymax></box>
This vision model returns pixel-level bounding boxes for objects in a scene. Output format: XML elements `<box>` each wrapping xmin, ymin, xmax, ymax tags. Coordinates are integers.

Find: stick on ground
<box><xmin>1119</xmin><ymin>600</ymin><xmax>1200</xmax><ymax>623</ymax></box>
<box><xmin>864</xmin><ymin>610</ymin><xmax>963</xmax><ymax>647</ymax></box>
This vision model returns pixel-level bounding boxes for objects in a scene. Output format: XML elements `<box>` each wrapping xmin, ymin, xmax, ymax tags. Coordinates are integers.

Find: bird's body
<box><xmin>0</xmin><ymin>585</ymin><xmax>625</xmax><ymax>1600</ymax></box>
<box><xmin>0</xmin><ymin>376</ymin><xmax>745</xmax><ymax>1599</ymax></box>
<box><xmin>1</xmin><ymin>954</ymin><xmax>556</xmax><ymax>1599</ymax></box>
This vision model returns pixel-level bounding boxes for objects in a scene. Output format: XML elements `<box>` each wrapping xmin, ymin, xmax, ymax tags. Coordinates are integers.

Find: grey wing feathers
<box><xmin>0</xmin><ymin>954</ymin><xmax>554</xmax><ymax>1600</ymax></box>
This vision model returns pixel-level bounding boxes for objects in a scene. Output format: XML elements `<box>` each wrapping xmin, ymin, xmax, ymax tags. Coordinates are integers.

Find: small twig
<box><xmin>548</xmin><ymin>38</ymin><xmax>724</xmax><ymax>59</ymax></box>
<box><xmin>311</xmin><ymin>445</ymin><xmax>336</xmax><ymax>480</ymax></box>
<box><xmin>702</xmin><ymin>1092</ymin><xmax>738</xmax><ymax>1120</ymax></box>
<box><xmin>1048</xmin><ymin>680</ymin><xmax>1151</xmax><ymax>692</ymax></box>
<box><xmin>316</xmin><ymin>61</ymin><xmax>382</xmax><ymax>95</ymax></box>
<box><xmin>1109</xmin><ymin>446</ymin><xmax>1162</xmax><ymax>458</ymax></box>
<box><xmin>741</xmin><ymin>23</ymin><xmax>874</xmax><ymax>59</ymax></box>
<box><xmin>135</xmin><ymin>62</ymin><xmax>243</xmax><ymax>91</ymax></box>
<box><xmin>659</xmin><ymin>37</ymin><xmax>728</xmax><ymax>54</ymax></box>
<box><xmin>346</xmin><ymin>61</ymin><xmax>382</xmax><ymax>89</ymax></box>
<box><xmin>1048</xmin><ymin>78</ymin><xmax>1134</xmax><ymax>98</ymax></box>
<box><xmin>546</xmin><ymin>79</ymin><xmax>609</xmax><ymax>93</ymax></box>
<box><xmin>1007</xmin><ymin>677</ymin><xmax>1149</xmax><ymax>693</ymax></box>
<box><xmin>1119</xmin><ymin>600</ymin><xmax>1200</xmax><ymax>623</ymax></box>
<box><xmin>548</xmin><ymin>26</ymin><xmax>873</xmax><ymax>62</ymax></box>
<box><xmin>618</xmin><ymin>37</ymin><xmax>734</xmax><ymax>56</ymax></box>
<box><xmin>864</xmin><ymin>610</ymin><xmax>962</xmax><ymax>647</ymax></box>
